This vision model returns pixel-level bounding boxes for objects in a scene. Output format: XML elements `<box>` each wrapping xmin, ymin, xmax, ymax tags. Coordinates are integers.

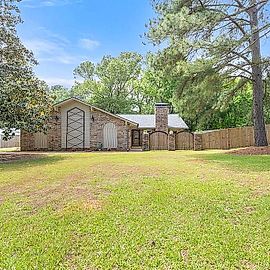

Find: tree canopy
<box><xmin>49</xmin><ymin>85</ymin><xmax>71</xmax><ymax>104</ymax></box>
<box><xmin>146</xmin><ymin>0</ymin><xmax>270</xmax><ymax>145</ymax></box>
<box><xmin>0</xmin><ymin>0</ymin><xmax>52</xmax><ymax>139</ymax></box>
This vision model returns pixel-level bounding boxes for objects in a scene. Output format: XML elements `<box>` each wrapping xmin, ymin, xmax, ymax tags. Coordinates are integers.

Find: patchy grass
<box><xmin>199</xmin><ymin>150</ymin><xmax>270</xmax><ymax>172</ymax></box>
<box><xmin>0</xmin><ymin>151</ymin><xmax>269</xmax><ymax>269</ymax></box>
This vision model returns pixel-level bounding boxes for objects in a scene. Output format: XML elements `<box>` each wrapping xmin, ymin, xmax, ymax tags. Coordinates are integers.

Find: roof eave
<box><xmin>168</xmin><ymin>126</ymin><xmax>189</xmax><ymax>129</ymax></box>
<box><xmin>54</xmin><ymin>97</ymin><xmax>138</xmax><ymax>126</ymax></box>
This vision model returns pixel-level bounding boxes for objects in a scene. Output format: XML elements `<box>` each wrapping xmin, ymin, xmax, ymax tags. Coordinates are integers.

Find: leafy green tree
<box><xmin>49</xmin><ymin>85</ymin><xmax>71</xmax><ymax>103</ymax></box>
<box><xmin>0</xmin><ymin>0</ymin><xmax>52</xmax><ymax>139</ymax></box>
<box><xmin>73</xmin><ymin>61</ymin><xmax>95</xmax><ymax>80</ymax></box>
<box><xmin>72</xmin><ymin>52</ymin><xmax>143</xmax><ymax>113</ymax></box>
<box><xmin>133</xmin><ymin>55</ymin><xmax>177</xmax><ymax>113</ymax></box>
<box><xmin>147</xmin><ymin>0</ymin><xmax>270</xmax><ymax>146</ymax></box>
<box><xmin>168</xmin><ymin>59</ymin><xmax>254</xmax><ymax>130</ymax></box>
<box><xmin>211</xmin><ymin>88</ymin><xmax>253</xmax><ymax>129</ymax></box>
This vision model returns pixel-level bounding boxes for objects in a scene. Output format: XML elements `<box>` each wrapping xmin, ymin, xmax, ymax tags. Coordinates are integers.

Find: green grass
<box><xmin>0</xmin><ymin>151</ymin><xmax>269</xmax><ymax>269</ymax></box>
<box><xmin>0</xmin><ymin>147</ymin><xmax>20</xmax><ymax>152</ymax></box>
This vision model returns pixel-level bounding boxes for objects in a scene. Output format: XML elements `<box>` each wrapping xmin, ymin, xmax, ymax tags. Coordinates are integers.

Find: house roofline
<box><xmin>54</xmin><ymin>97</ymin><xmax>138</xmax><ymax>126</ymax></box>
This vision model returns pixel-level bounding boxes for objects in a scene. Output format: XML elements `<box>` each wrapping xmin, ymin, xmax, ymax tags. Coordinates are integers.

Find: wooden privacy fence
<box><xmin>174</xmin><ymin>125</ymin><xmax>270</xmax><ymax>151</ymax></box>
<box><xmin>195</xmin><ymin>124</ymin><xmax>270</xmax><ymax>150</ymax></box>
<box><xmin>0</xmin><ymin>135</ymin><xmax>20</xmax><ymax>148</ymax></box>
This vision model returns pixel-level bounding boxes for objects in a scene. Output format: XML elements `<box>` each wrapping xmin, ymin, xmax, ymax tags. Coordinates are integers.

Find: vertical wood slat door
<box><xmin>175</xmin><ymin>132</ymin><xmax>194</xmax><ymax>150</ymax></box>
<box><xmin>103</xmin><ymin>123</ymin><xmax>117</xmax><ymax>149</ymax></box>
<box><xmin>150</xmin><ymin>132</ymin><xmax>168</xmax><ymax>150</ymax></box>
<box><xmin>34</xmin><ymin>133</ymin><xmax>48</xmax><ymax>149</ymax></box>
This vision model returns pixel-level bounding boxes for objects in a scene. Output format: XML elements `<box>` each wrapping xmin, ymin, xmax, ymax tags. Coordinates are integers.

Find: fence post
<box><xmin>168</xmin><ymin>131</ymin><xmax>176</xmax><ymax>151</ymax></box>
<box><xmin>226</xmin><ymin>128</ymin><xmax>230</xmax><ymax>149</ymax></box>
<box><xmin>194</xmin><ymin>133</ymin><xmax>203</xmax><ymax>151</ymax></box>
<box><xmin>142</xmin><ymin>131</ymin><xmax>150</xmax><ymax>151</ymax></box>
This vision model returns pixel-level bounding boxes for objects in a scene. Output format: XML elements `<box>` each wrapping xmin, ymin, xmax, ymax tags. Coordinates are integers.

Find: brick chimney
<box><xmin>155</xmin><ymin>103</ymin><xmax>170</xmax><ymax>133</ymax></box>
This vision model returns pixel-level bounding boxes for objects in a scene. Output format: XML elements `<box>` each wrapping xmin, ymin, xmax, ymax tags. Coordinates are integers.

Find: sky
<box><xmin>18</xmin><ymin>0</ymin><xmax>155</xmax><ymax>88</ymax></box>
<box><xmin>17</xmin><ymin>0</ymin><xmax>270</xmax><ymax>88</ymax></box>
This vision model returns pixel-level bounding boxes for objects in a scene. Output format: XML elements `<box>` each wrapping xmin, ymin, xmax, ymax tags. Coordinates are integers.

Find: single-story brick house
<box><xmin>21</xmin><ymin>97</ymin><xmax>189</xmax><ymax>151</ymax></box>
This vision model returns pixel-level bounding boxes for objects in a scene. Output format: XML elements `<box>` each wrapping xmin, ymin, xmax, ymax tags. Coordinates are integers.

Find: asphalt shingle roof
<box><xmin>118</xmin><ymin>114</ymin><xmax>189</xmax><ymax>129</ymax></box>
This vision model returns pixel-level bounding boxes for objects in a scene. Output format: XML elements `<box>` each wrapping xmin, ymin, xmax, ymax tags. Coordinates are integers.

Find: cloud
<box><xmin>24</xmin><ymin>38</ymin><xmax>77</xmax><ymax>65</ymax></box>
<box><xmin>22</xmin><ymin>27</ymin><xmax>83</xmax><ymax>65</ymax></box>
<box><xmin>22</xmin><ymin>0</ymin><xmax>81</xmax><ymax>8</ymax></box>
<box><xmin>79</xmin><ymin>38</ymin><xmax>100</xmax><ymax>50</ymax></box>
<box><xmin>20</xmin><ymin>28</ymin><xmax>97</xmax><ymax>88</ymax></box>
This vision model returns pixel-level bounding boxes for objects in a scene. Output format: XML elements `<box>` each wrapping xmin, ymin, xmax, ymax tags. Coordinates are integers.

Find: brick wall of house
<box><xmin>90</xmin><ymin>108</ymin><xmax>131</xmax><ymax>151</ymax></box>
<box><xmin>21</xmin><ymin>103</ymin><xmax>134</xmax><ymax>151</ymax></box>
<box><xmin>21</xmin><ymin>109</ymin><xmax>62</xmax><ymax>151</ymax></box>
<box><xmin>47</xmin><ymin>109</ymin><xmax>61</xmax><ymax>151</ymax></box>
<box><xmin>20</xmin><ymin>130</ymin><xmax>35</xmax><ymax>151</ymax></box>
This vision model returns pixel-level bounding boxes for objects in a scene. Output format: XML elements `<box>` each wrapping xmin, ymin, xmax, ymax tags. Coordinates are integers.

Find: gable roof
<box><xmin>118</xmin><ymin>114</ymin><xmax>189</xmax><ymax>129</ymax></box>
<box><xmin>54</xmin><ymin>97</ymin><xmax>138</xmax><ymax>126</ymax></box>
<box><xmin>54</xmin><ymin>98</ymin><xmax>189</xmax><ymax>130</ymax></box>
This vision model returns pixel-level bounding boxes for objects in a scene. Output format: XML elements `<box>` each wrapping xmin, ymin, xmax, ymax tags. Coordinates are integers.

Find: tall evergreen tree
<box><xmin>147</xmin><ymin>0</ymin><xmax>270</xmax><ymax>146</ymax></box>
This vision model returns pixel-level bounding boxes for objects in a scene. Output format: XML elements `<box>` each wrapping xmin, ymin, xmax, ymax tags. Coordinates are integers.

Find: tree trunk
<box><xmin>249</xmin><ymin>0</ymin><xmax>268</xmax><ymax>146</ymax></box>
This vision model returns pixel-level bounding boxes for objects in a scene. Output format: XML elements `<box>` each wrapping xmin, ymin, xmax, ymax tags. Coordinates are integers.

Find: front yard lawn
<box><xmin>0</xmin><ymin>151</ymin><xmax>269</xmax><ymax>269</ymax></box>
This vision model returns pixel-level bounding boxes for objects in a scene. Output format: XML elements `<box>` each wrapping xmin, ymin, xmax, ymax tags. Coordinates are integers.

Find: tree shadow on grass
<box><xmin>0</xmin><ymin>155</ymin><xmax>67</xmax><ymax>172</ymax></box>
<box><xmin>192</xmin><ymin>152</ymin><xmax>270</xmax><ymax>172</ymax></box>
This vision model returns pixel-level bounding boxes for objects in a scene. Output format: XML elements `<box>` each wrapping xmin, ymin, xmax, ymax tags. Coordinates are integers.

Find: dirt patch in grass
<box><xmin>241</xmin><ymin>260</ymin><xmax>257</xmax><ymax>270</ymax></box>
<box><xmin>229</xmin><ymin>146</ymin><xmax>270</xmax><ymax>155</ymax></box>
<box><xmin>0</xmin><ymin>161</ymin><xmax>163</xmax><ymax>210</ymax></box>
<box><xmin>0</xmin><ymin>152</ymin><xmax>45</xmax><ymax>163</ymax></box>
<box><xmin>90</xmin><ymin>163</ymin><xmax>162</xmax><ymax>181</ymax></box>
<box><xmin>0</xmin><ymin>171</ymin><xmax>104</xmax><ymax>211</ymax></box>
<box><xmin>26</xmin><ymin>172</ymin><xmax>104</xmax><ymax>211</ymax></box>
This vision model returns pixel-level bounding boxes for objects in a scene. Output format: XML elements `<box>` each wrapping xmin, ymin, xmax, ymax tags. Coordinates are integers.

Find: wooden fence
<box><xmin>196</xmin><ymin>125</ymin><xmax>270</xmax><ymax>150</ymax></box>
<box><xmin>175</xmin><ymin>125</ymin><xmax>270</xmax><ymax>151</ymax></box>
<box><xmin>0</xmin><ymin>135</ymin><xmax>20</xmax><ymax>148</ymax></box>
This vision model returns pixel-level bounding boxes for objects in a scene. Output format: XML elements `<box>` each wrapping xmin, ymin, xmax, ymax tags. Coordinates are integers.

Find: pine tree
<box><xmin>147</xmin><ymin>0</ymin><xmax>270</xmax><ymax>146</ymax></box>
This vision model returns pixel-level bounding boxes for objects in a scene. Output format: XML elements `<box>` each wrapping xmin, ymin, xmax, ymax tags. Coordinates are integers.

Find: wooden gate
<box><xmin>150</xmin><ymin>131</ymin><xmax>168</xmax><ymax>150</ymax></box>
<box><xmin>175</xmin><ymin>132</ymin><xmax>194</xmax><ymax>150</ymax></box>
